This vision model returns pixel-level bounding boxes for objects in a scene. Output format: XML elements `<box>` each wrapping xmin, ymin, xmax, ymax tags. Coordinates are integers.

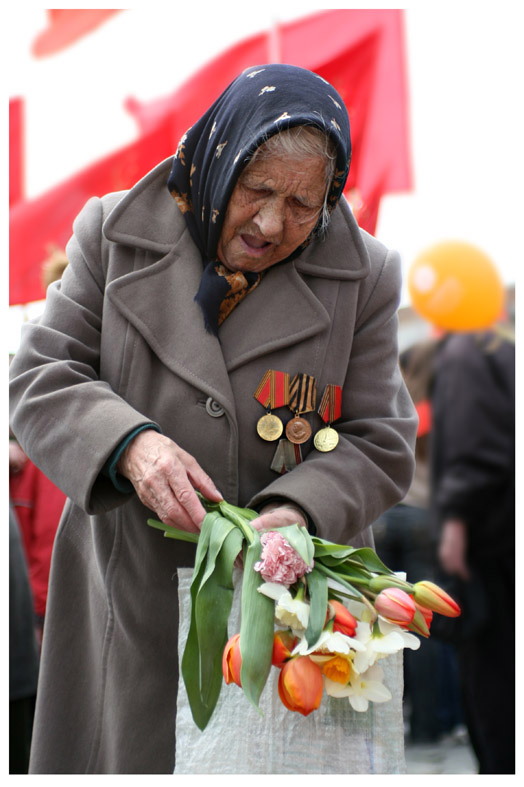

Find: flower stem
<box><xmin>314</xmin><ymin>563</ymin><xmax>364</xmax><ymax>600</ymax></box>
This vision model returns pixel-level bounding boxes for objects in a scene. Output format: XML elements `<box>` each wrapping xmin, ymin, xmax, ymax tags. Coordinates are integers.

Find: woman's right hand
<box><xmin>117</xmin><ymin>430</ymin><xmax>222</xmax><ymax>533</ymax></box>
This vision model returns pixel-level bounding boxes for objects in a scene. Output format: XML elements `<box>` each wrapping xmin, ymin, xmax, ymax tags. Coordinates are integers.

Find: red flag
<box><xmin>10</xmin><ymin>9</ymin><xmax>411</xmax><ymax>305</ymax></box>
<box><xmin>9</xmin><ymin>98</ymin><xmax>24</xmax><ymax>206</ymax></box>
<box><xmin>9</xmin><ymin>121</ymin><xmax>172</xmax><ymax>305</ymax></box>
<box><xmin>31</xmin><ymin>9</ymin><xmax>121</xmax><ymax>57</ymax></box>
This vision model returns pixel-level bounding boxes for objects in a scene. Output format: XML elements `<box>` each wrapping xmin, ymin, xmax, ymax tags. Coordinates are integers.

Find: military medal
<box><xmin>254</xmin><ymin>370</ymin><xmax>289</xmax><ymax>441</ymax></box>
<box><xmin>286</xmin><ymin>373</ymin><xmax>317</xmax><ymax>444</ymax></box>
<box><xmin>314</xmin><ymin>426</ymin><xmax>339</xmax><ymax>452</ymax></box>
<box><xmin>257</xmin><ymin>413</ymin><xmax>283</xmax><ymax>441</ymax></box>
<box><xmin>314</xmin><ymin>384</ymin><xmax>342</xmax><ymax>452</ymax></box>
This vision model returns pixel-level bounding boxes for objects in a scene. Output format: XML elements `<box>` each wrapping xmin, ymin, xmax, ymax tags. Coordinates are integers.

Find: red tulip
<box><xmin>278</xmin><ymin>656</ymin><xmax>324</xmax><ymax>716</ymax></box>
<box><xmin>375</xmin><ymin>587</ymin><xmax>416</xmax><ymax>626</ymax></box>
<box><xmin>222</xmin><ymin>633</ymin><xmax>242</xmax><ymax>687</ymax></box>
<box><xmin>329</xmin><ymin>600</ymin><xmax>357</xmax><ymax>638</ymax></box>
<box><xmin>272</xmin><ymin>630</ymin><xmax>298</xmax><ymax>669</ymax></box>
<box><xmin>412</xmin><ymin>581</ymin><xmax>461</xmax><ymax>618</ymax></box>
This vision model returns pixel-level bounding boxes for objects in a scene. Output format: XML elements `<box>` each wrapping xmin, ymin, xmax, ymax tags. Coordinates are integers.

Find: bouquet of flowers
<box><xmin>148</xmin><ymin>497</ymin><xmax>460</xmax><ymax>730</ymax></box>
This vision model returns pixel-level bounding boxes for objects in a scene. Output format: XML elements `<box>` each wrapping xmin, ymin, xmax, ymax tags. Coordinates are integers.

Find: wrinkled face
<box><xmin>216</xmin><ymin>153</ymin><xmax>327</xmax><ymax>273</ymax></box>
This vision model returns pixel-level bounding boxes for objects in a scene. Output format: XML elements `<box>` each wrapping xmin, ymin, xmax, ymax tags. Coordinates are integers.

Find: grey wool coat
<box><xmin>9</xmin><ymin>157</ymin><xmax>417</xmax><ymax>774</ymax></box>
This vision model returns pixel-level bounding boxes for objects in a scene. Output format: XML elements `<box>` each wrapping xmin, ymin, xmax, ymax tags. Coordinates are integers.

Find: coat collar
<box><xmin>103</xmin><ymin>157</ymin><xmax>184</xmax><ymax>253</ymax></box>
<box><xmin>103</xmin><ymin>157</ymin><xmax>371</xmax><ymax>413</ymax></box>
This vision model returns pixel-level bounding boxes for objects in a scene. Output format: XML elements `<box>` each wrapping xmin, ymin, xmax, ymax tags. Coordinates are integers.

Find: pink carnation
<box><xmin>254</xmin><ymin>531</ymin><xmax>313</xmax><ymax>586</ymax></box>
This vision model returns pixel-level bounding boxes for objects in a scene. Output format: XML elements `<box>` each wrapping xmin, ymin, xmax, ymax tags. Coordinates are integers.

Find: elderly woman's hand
<box><xmin>117</xmin><ymin>430</ymin><xmax>222</xmax><ymax>533</ymax></box>
<box><xmin>250</xmin><ymin>501</ymin><xmax>308</xmax><ymax>533</ymax></box>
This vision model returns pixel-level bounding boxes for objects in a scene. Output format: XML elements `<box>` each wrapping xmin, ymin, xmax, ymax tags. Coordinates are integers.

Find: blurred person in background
<box><xmin>9</xmin><ymin>251</ymin><xmax>68</xmax><ymax>641</ymax></box>
<box><xmin>373</xmin><ymin>338</ymin><xmax>463</xmax><ymax>744</ymax></box>
<box><xmin>9</xmin><ymin>490</ymin><xmax>40</xmax><ymax>772</ymax></box>
<box><xmin>431</xmin><ymin>326</ymin><xmax>515</xmax><ymax>774</ymax></box>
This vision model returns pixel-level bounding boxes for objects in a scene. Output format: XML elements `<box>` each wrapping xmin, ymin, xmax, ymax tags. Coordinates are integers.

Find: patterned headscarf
<box><xmin>167</xmin><ymin>63</ymin><xmax>351</xmax><ymax>334</ymax></box>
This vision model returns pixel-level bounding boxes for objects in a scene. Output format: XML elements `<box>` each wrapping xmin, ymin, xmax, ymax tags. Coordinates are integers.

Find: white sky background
<box><xmin>6</xmin><ymin>2</ymin><xmax>523</xmax><ymax>354</ymax></box>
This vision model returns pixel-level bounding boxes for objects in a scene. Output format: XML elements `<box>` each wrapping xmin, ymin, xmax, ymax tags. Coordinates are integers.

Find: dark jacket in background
<box><xmin>430</xmin><ymin>329</ymin><xmax>515</xmax><ymax>774</ymax></box>
<box><xmin>431</xmin><ymin>330</ymin><xmax>515</xmax><ymax>563</ymax></box>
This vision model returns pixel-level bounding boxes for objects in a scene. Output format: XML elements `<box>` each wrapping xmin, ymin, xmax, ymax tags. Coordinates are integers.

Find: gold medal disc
<box><xmin>314</xmin><ymin>426</ymin><xmax>339</xmax><ymax>452</ymax></box>
<box><xmin>257</xmin><ymin>413</ymin><xmax>284</xmax><ymax>441</ymax></box>
<box><xmin>285</xmin><ymin>416</ymin><xmax>312</xmax><ymax>444</ymax></box>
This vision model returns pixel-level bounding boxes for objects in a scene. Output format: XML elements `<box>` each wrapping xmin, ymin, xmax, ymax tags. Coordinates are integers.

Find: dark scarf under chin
<box><xmin>195</xmin><ymin>262</ymin><xmax>262</xmax><ymax>335</ymax></box>
<box><xmin>166</xmin><ymin>63</ymin><xmax>352</xmax><ymax>336</ymax></box>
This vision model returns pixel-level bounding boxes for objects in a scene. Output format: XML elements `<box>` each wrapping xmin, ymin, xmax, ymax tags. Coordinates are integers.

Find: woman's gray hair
<box><xmin>248</xmin><ymin>125</ymin><xmax>338</xmax><ymax>235</ymax></box>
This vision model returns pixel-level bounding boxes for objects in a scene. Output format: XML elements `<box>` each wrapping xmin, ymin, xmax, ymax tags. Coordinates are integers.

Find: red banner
<box><xmin>9</xmin><ymin>98</ymin><xmax>24</xmax><ymax>207</ymax></box>
<box><xmin>9</xmin><ymin>121</ymin><xmax>173</xmax><ymax>306</ymax></box>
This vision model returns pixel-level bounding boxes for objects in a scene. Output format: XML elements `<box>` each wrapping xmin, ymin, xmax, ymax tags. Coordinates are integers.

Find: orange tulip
<box><xmin>222</xmin><ymin>633</ymin><xmax>242</xmax><ymax>687</ymax></box>
<box><xmin>329</xmin><ymin>600</ymin><xmax>357</xmax><ymax>638</ymax></box>
<box><xmin>278</xmin><ymin>656</ymin><xmax>324</xmax><ymax>716</ymax></box>
<box><xmin>412</xmin><ymin>581</ymin><xmax>461</xmax><ymax>618</ymax></box>
<box><xmin>375</xmin><ymin>587</ymin><xmax>416</xmax><ymax>626</ymax></box>
<box><xmin>272</xmin><ymin>630</ymin><xmax>298</xmax><ymax>669</ymax></box>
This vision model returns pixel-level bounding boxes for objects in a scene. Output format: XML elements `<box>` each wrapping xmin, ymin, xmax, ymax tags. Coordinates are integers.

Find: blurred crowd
<box><xmin>9</xmin><ymin>252</ymin><xmax>68</xmax><ymax>773</ymax></box>
<box><xmin>9</xmin><ymin>253</ymin><xmax>515</xmax><ymax>774</ymax></box>
<box><xmin>373</xmin><ymin>321</ymin><xmax>515</xmax><ymax>774</ymax></box>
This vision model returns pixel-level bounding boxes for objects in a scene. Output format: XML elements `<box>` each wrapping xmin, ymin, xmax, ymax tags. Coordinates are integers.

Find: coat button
<box><xmin>205</xmin><ymin>397</ymin><xmax>225</xmax><ymax>418</ymax></box>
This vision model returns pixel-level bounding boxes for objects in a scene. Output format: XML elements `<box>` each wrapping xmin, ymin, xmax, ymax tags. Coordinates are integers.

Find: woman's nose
<box><xmin>253</xmin><ymin>198</ymin><xmax>285</xmax><ymax>242</ymax></box>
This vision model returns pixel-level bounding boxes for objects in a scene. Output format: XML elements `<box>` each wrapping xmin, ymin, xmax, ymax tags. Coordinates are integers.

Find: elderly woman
<box><xmin>9</xmin><ymin>64</ymin><xmax>417</xmax><ymax>774</ymax></box>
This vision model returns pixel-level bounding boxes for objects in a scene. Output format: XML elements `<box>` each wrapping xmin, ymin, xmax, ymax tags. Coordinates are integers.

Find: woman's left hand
<box><xmin>250</xmin><ymin>502</ymin><xmax>307</xmax><ymax>533</ymax></box>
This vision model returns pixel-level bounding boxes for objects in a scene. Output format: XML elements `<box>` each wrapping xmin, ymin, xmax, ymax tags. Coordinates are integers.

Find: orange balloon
<box><xmin>408</xmin><ymin>241</ymin><xmax>504</xmax><ymax>331</ymax></box>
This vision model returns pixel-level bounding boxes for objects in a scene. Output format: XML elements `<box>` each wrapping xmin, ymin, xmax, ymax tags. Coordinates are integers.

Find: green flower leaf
<box><xmin>147</xmin><ymin>518</ymin><xmax>200</xmax><ymax>543</ymax></box>
<box><xmin>314</xmin><ymin>562</ymin><xmax>365</xmax><ymax>601</ymax></box>
<box><xmin>273</xmin><ymin>523</ymin><xmax>315</xmax><ymax>566</ymax></box>
<box><xmin>239</xmin><ymin>532</ymin><xmax>275</xmax><ymax>713</ymax></box>
<box><xmin>345</xmin><ymin>548</ymin><xmax>395</xmax><ymax>574</ymax></box>
<box><xmin>180</xmin><ymin>513</ymin><xmax>216</xmax><ymax>730</ymax></box>
<box><xmin>312</xmin><ymin>538</ymin><xmax>357</xmax><ymax>560</ymax></box>
<box><xmin>304</xmin><ymin>568</ymin><xmax>328</xmax><ymax>647</ymax></box>
<box><xmin>217</xmin><ymin>499</ymin><xmax>259</xmax><ymax>523</ymax></box>
<box><xmin>180</xmin><ymin>512</ymin><xmax>243</xmax><ymax>730</ymax></box>
<box><xmin>195</xmin><ymin>521</ymin><xmax>244</xmax><ymax>708</ymax></box>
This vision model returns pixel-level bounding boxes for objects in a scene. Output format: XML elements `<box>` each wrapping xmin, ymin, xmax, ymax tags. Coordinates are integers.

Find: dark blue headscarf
<box><xmin>167</xmin><ymin>63</ymin><xmax>351</xmax><ymax>333</ymax></box>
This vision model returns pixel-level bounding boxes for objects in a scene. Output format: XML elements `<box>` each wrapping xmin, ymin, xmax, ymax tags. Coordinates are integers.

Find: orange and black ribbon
<box><xmin>317</xmin><ymin>384</ymin><xmax>342</xmax><ymax>425</ymax></box>
<box><xmin>288</xmin><ymin>373</ymin><xmax>317</xmax><ymax>415</ymax></box>
<box><xmin>254</xmin><ymin>370</ymin><xmax>290</xmax><ymax>410</ymax></box>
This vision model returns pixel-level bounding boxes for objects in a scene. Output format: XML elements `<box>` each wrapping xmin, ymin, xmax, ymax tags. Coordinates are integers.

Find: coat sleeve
<box><xmin>9</xmin><ymin>196</ymin><xmax>160</xmax><ymax>515</ymax></box>
<box><xmin>248</xmin><ymin>245</ymin><xmax>418</xmax><ymax>546</ymax></box>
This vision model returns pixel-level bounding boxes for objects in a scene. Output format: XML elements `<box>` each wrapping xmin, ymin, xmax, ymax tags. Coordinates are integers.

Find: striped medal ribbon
<box><xmin>254</xmin><ymin>369</ymin><xmax>290</xmax><ymax>441</ymax></box>
<box><xmin>314</xmin><ymin>384</ymin><xmax>342</xmax><ymax>452</ymax></box>
<box><xmin>285</xmin><ymin>373</ymin><xmax>317</xmax><ymax>444</ymax></box>
<box><xmin>270</xmin><ymin>438</ymin><xmax>303</xmax><ymax>474</ymax></box>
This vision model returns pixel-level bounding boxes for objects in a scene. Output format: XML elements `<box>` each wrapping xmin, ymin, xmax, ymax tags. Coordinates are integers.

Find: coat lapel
<box><xmin>218</xmin><ymin>262</ymin><xmax>331</xmax><ymax>372</ymax></box>
<box><xmin>105</xmin><ymin>235</ymin><xmax>238</xmax><ymax>416</ymax></box>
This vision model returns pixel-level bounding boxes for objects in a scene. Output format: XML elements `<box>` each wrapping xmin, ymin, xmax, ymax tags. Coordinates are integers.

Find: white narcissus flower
<box><xmin>293</xmin><ymin>627</ymin><xmax>366</xmax><ymax>657</ymax></box>
<box><xmin>352</xmin><ymin>618</ymin><xmax>420</xmax><ymax>674</ymax></box>
<box><xmin>324</xmin><ymin>663</ymin><xmax>392</xmax><ymax>712</ymax></box>
<box><xmin>257</xmin><ymin>582</ymin><xmax>309</xmax><ymax>630</ymax></box>
<box><xmin>276</xmin><ymin>594</ymin><xmax>310</xmax><ymax>631</ymax></box>
<box><xmin>376</xmin><ymin>617</ymin><xmax>421</xmax><ymax>651</ymax></box>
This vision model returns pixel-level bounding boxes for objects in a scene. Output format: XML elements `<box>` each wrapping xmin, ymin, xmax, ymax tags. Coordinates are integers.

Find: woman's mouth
<box><xmin>239</xmin><ymin>233</ymin><xmax>272</xmax><ymax>255</ymax></box>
